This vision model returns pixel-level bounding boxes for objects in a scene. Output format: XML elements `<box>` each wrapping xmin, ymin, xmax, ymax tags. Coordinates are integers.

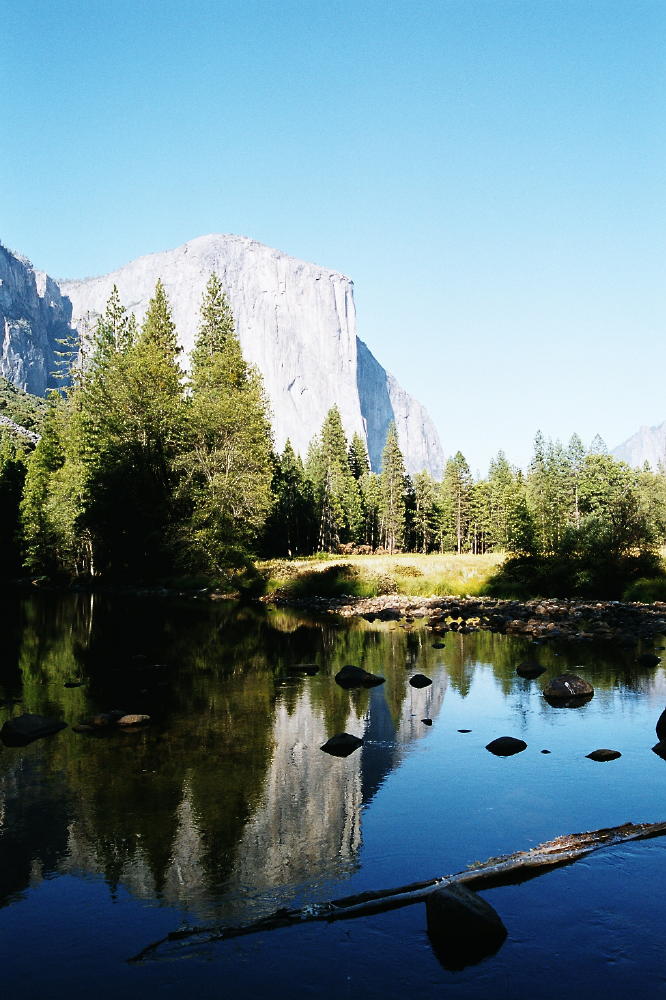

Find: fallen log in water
<box><xmin>129</xmin><ymin>820</ymin><xmax>666</xmax><ymax>963</ymax></box>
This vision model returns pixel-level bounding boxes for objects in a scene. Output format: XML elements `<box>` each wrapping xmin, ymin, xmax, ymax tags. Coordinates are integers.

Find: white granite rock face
<box><xmin>612</xmin><ymin>422</ymin><xmax>666</xmax><ymax>470</ymax></box>
<box><xmin>61</xmin><ymin>235</ymin><xmax>445</xmax><ymax>475</ymax></box>
<box><xmin>0</xmin><ymin>245</ymin><xmax>74</xmax><ymax>395</ymax></box>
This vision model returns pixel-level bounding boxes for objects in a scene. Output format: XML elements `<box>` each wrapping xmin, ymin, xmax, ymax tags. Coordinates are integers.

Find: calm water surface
<box><xmin>1</xmin><ymin>593</ymin><xmax>666</xmax><ymax>999</ymax></box>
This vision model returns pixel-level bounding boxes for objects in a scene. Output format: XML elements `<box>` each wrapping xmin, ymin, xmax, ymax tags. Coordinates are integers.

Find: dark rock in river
<box><xmin>335</xmin><ymin>664</ymin><xmax>385</xmax><ymax>689</ymax></box>
<box><xmin>458</xmin><ymin>729</ymin><xmax>472</xmax><ymax>733</ymax></box>
<box><xmin>586</xmin><ymin>749</ymin><xmax>622</xmax><ymax>762</ymax></box>
<box><xmin>541</xmin><ymin>749</ymin><xmax>552</xmax><ymax>754</ymax></box>
<box><xmin>422</xmin><ymin>718</ymin><xmax>433</xmax><ymax>726</ymax></box>
<box><xmin>652</xmin><ymin>741</ymin><xmax>666</xmax><ymax>761</ymax></box>
<box><xmin>409</xmin><ymin>673</ymin><xmax>432</xmax><ymax>688</ymax></box>
<box><xmin>486</xmin><ymin>736</ymin><xmax>527</xmax><ymax>757</ymax></box>
<box><xmin>432</xmin><ymin>642</ymin><xmax>446</xmax><ymax>649</ymax></box>
<box><xmin>656</xmin><ymin>708</ymin><xmax>666</xmax><ymax>742</ymax></box>
<box><xmin>320</xmin><ymin>733</ymin><xmax>364</xmax><ymax>757</ymax></box>
<box><xmin>516</xmin><ymin>660</ymin><xmax>545</xmax><ymax>679</ymax></box>
<box><xmin>426</xmin><ymin>883</ymin><xmax>507</xmax><ymax>971</ymax></box>
<box><xmin>64</xmin><ymin>680</ymin><xmax>84</xmax><ymax>688</ymax></box>
<box><xmin>543</xmin><ymin>674</ymin><xmax>594</xmax><ymax>707</ymax></box>
<box><xmin>638</xmin><ymin>652</ymin><xmax>661</xmax><ymax>668</ymax></box>
<box><xmin>1</xmin><ymin>714</ymin><xmax>67</xmax><ymax>747</ymax></box>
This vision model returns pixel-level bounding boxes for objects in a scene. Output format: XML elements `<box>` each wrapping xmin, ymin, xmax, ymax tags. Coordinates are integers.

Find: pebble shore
<box><xmin>267</xmin><ymin>593</ymin><xmax>666</xmax><ymax>643</ymax></box>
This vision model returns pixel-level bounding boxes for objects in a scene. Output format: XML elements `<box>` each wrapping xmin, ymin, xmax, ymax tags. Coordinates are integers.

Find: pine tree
<box><xmin>81</xmin><ymin>282</ymin><xmax>185</xmax><ymax>575</ymax></box>
<box><xmin>412</xmin><ymin>470</ymin><xmax>438</xmax><ymax>553</ymax></box>
<box><xmin>440</xmin><ymin>452</ymin><xmax>472</xmax><ymax>554</ymax></box>
<box><xmin>567</xmin><ymin>433</ymin><xmax>586</xmax><ymax>528</ymax></box>
<box><xmin>0</xmin><ymin>433</ymin><xmax>29</xmax><ymax>576</ymax></box>
<box><xmin>379</xmin><ymin>423</ymin><xmax>406</xmax><ymax>553</ymax></box>
<box><xmin>348</xmin><ymin>433</ymin><xmax>370</xmax><ymax>480</ymax></box>
<box><xmin>359</xmin><ymin>470</ymin><xmax>381</xmax><ymax>550</ymax></box>
<box><xmin>589</xmin><ymin>434</ymin><xmax>608</xmax><ymax>455</ymax></box>
<box><xmin>306</xmin><ymin>407</ymin><xmax>362</xmax><ymax>551</ymax></box>
<box><xmin>20</xmin><ymin>391</ymin><xmax>78</xmax><ymax>574</ymax></box>
<box><xmin>263</xmin><ymin>440</ymin><xmax>316</xmax><ymax>556</ymax></box>
<box><xmin>179</xmin><ymin>275</ymin><xmax>273</xmax><ymax>570</ymax></box>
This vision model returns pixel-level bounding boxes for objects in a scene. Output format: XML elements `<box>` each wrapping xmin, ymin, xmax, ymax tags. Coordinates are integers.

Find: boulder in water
<box><xmin>426</xmin><ymin>883</ymin><xmax>507</xmax><ymax>971</ymax></box>
<box><xmin>486</xmin><ymin>737</ymin><xmax>527</xmax><ymax>757</ymax></box>
<box><xmin>321</xmin><ymin>733</ymin><xmax>364</xmax><ymax>757</ymax></box>
<box><xmin>516</xmin><ymin>660</ymin><xmax>545</xmax><ymax>679</ymax></box>
<box><xmin>335</xmin><ymin>665</ymin><xmax>385</xmax><ymax>688</ymax></box>
<box><xmin>543</xmin><ymin>674</ymin><xmax>594</xmax><ymax>707</ymax></box>
<box><xmin>586</xmin><ymin>749</ymin><xmax>621</xmax><ymax>762</ymax></box>
<box><xmin>409</xmin><ymin>674</ymin><xmax>432</xmax><ymax>688</ymax></box>
<box><xmin>1</xmin><ymin>714</ymin><xmax>67</xmax><ymax>747</ymax></box>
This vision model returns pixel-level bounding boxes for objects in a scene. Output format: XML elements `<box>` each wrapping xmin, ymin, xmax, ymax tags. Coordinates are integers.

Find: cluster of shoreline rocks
<box><xmin>270</xmin><ymin>593</ymin><xmax>666</xmax><ymax>645</ymax></box>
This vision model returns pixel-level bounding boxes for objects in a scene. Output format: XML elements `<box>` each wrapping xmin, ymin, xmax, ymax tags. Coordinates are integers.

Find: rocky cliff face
<box><xmin>0</xmin><ymin>245</ymin><xmax>74</xmax><ymax>395</ymax></box>
<box><xmin>613</xmin><ymin>422</ymin><xmax>666</xmax><ymax>470</ymax></box>
<box><xmin>60</xmin><ymin>235</ymin><xmax>445</xmax><ymax>475</ymax></box>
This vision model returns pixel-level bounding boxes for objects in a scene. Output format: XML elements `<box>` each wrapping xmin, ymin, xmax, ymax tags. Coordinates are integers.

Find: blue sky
<box><xmin>3</xmin><ymin>0</ymin><xmax>665</xmax><ymax>472</ymax></box>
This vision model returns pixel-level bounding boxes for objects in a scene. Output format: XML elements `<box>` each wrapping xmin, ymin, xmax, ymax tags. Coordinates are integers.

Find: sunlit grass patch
<box><xmin>258</xmin><ymin>552</ymin><xmax>506</xmax><ymax>599</ymax></box>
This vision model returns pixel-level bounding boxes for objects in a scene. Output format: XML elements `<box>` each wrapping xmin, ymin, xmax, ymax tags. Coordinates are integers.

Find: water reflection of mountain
<box><xmin>1</xmin><ymin>594</ymin><xmax>659</xmax><ymax>923</ymax></box>
<box><xmin>0</xmin><ymin>595</ymin><xmax>446</xmax><ymax>921</ymax></box>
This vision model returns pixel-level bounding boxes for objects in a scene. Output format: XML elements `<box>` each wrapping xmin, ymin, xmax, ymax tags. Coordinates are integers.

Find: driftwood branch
<box><xmin>129</xmin><ymin>820</ymin><xmax>666</xmax><ymax>963</ymax></box>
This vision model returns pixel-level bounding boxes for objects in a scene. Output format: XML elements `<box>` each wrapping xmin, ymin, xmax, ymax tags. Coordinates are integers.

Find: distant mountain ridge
<box><xmin>1</xmin><ymin>236</ymin><xmax>445</xmax><ymax>475</ymax></box>
<box><xmin>612</xmin><ymin>422</ymin><xmax>666</xmax><ymax>470</ymax></box>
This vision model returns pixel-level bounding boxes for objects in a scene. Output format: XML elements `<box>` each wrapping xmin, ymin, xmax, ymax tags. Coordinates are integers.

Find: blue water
<box><xmin>1</xmin><ymin>593</ymin><xmax>665</xmax><ymax>998</ymax></box>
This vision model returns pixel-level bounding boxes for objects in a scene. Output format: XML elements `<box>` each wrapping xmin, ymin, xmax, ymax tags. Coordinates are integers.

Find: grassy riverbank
<box><xmin>258</xmin><ymin>552</ymin><xmax>506</xmax><ymax>599</ymax></box>
<box><xmin>258</xmin><ymin>549</ymin><xmax>666</xmax><ymax>603</ymax></box>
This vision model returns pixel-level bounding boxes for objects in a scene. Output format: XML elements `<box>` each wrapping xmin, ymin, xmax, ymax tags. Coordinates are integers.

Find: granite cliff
<box><xmin>612</xmin><ymin>422</ymin><xmax>666</xmax><ymax>470</ymax></box>
<box><xmin>61</xmin><ymin>235</ymin><xmax>444</xmax><ymax>473</ymax></box>
<box><xmin>0</xmin><ymin>245</ymin><xmax>74</xmax><ymax>396</ymax></box>
<box><xmin>1</xmin><ymin>236</ymin><xmax>444</xmax><ymax>474</ymax></box>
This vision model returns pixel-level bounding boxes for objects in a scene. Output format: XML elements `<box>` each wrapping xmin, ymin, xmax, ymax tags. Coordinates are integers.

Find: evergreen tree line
<box><xmin>0</xmin><ymin>274</ymin><xmax>664</xmax><ymax>586</ymax></box>
<box><xmin>265</xmin><ymin>423</ymin><xmax>666</xmax><ymax>564</ymax></box>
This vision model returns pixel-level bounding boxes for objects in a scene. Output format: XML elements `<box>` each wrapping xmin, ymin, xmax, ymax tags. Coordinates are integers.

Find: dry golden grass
<box><xmin>258</xmin><ymin>551</ymin><xmax>506</xmax><ymax>598</ymax></box>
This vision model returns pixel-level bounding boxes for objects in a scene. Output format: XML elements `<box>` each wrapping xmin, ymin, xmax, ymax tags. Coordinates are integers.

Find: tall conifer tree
<box><xmin>379</xmin><ymin>423</ymin><xmax>406</xmax><ymax>553</ymax></box>
<box><xmin>180</xmin><ymin>274</ymin><xmax>273</xmax><ymax>570</ymax></box>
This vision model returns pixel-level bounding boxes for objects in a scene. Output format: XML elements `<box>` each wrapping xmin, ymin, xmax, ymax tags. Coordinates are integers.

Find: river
<box><xmin>1</xmin><ymin>593</ymin><xmax>665</xmax><ymax>998</ymax></box>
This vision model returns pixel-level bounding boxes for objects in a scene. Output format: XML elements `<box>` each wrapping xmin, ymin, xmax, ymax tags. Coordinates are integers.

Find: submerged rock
<box><xmin>426</xmin><ymin>883</ymin><xmax>507</xmax><ymax>971</ymax></box>
<box><xmin>486</xmin><ymin>736</ymin><xmax>527</xmax><ymax>757</ymax></box>
<box><xmin>320</xmin><ymin>733</ymin><xmax>364</xmax><ymax>757</ymax></box>
<box><xmin>409</xmin><ymin>674</ymin><xmax>432</xmax><ymax>688</ymax></box>
<box><xmin>586</xmin><ymin>749</ymin><xmax>621</xmax><ymax>762</ymax></box>
<box><xmin>335</xmin><ymin>664</ymin><xmax>385</xmax><ymax>689</ymax></box>
<box><xmin>422</xmin><ymin>718</ymin><xmax>433</xmax><ymax>726</ymax></box>
<box><xmin>638</xmin><ymin>652</ymin><xmax>661</xmax><ymax>668</ymax></box>
<box><xmin>1</xmin><ymin>714</ymin><xmax>67</xmax><ymax>747</ymax></box>
<box><xmin>516</xmin><ymin>660</ymin><xmax>545</xmax><ymax>679</ymax></box>
<box><xmin>543</xmin><ymin>674</ymin><xmax>594</xmax><ymax>707</ymax></box>
<box><xmin>432</xmin><ymin>642</ymin><xmax>446</xmax><ymax>649</ymax></box>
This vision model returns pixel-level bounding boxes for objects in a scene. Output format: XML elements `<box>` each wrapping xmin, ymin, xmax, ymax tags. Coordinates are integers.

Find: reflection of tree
<box><xmin>0</xmin><ymin>593</ymin><xmax>661</xmax><ymax>923</ymax></box>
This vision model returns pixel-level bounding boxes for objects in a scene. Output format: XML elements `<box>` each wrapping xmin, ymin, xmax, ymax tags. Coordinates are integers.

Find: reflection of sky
<box><xmin>2</xmin><ymin>598</ymin><xmax>666</xmax><ymax>996</ymax></box>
